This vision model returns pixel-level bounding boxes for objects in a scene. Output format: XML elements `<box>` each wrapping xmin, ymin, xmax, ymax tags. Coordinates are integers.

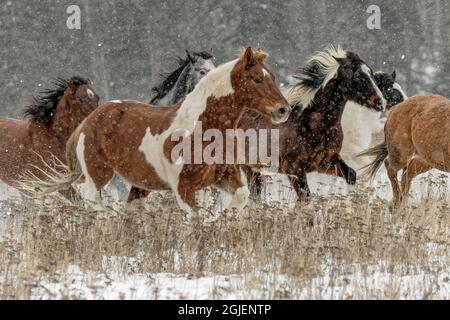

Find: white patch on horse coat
<box><xmin>263</xmin><ymin>68</ymin><xmax>270</xmax><ymax>78</ymax></box>
<box><xmin>111</xmin><ymin>100</ymin><xmax>122</xmax><ymax>104</ymax></box>
<box><xmin>341</xmin><ymin>101</ymin><xmax>382</xmax><ymax>169</ymax></box>
<box><xmin>76</xmin><ymin>133</ymin><xmax>103</xmax><ymax>211</ymax></box>
<box><xmin>361</xmin><ymin>64</ymin><xmax>387</xmax><ymax>110</ymax></box>
<box><xmin>393</xmin><ymin>82</ymin><xmax>408</xmax><ymax>100</ymax></box>
<box><xmin>138</xmin><ymin>59</ymin><xmax>238</xmax><ymax>211</ymax></box>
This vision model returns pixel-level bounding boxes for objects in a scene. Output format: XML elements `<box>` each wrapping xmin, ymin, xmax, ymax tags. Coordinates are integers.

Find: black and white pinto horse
<box><xmin>106</xmin><ymin>50</ymin><xmax>216</xmax><ymax>201</ymax></box>
<box><xmin>341</xmin><ymin>71</ymin><xmax>408</xmax><ymax>169</ymax></box>
<box><xmin>260</xmin><ymin>68</ymin><xmax>407</xmax><ymax>205</ymax></box>
<box><xmin>273</xmin><ymin>71</ymin><xmax>407</xmax><ymax>202</ymax></box>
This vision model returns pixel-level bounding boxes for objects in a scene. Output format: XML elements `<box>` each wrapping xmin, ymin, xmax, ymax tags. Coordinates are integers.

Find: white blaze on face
<box><xmin>361</xmin><ymin>65</ymin><xmax>386</xmax><ymax>107</ymax></box>
<box><xmin>86</xmin><ymin>88</ymin><xmax>95</xmax><ymax>99</ymax></box>
<box><xmin>393</xmin><ymin>82</ymin><xmax>408</xmax><ymax>100</ymax></box>
<box><xmin>263</xmin><ymin>68</ymin><xmax>270</xmax><ymax>78</ymax></box>
<box><xmin>138</xmin><ymin>58</ymin><xmax>238</xmax><ymax>212</ymax></box>
<box><xmin>361</xmin><ymin>64</ymin><xmax>387</xmax><ymax>109</ymax></box>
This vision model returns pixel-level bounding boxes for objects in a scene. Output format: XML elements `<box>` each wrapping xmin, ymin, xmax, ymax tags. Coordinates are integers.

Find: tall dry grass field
<box><xmin>0</xmin><ymin>174</ymin><xmax>449</xmax><ymax>299</ymax></box>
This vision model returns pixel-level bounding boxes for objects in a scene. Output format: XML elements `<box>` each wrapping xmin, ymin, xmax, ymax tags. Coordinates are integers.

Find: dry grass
<box><xmin>0</xmin><ymin>177</ymin><xmax>449</xmax><ymax>300</ymax></box>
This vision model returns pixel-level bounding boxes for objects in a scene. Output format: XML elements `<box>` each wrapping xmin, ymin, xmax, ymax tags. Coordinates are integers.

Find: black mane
<box><xmin>150</xmin><ymin>51</ymin><xmax>214</xmax><ymax>104</ymax></box>
<box><xmin>23</xmin><ymin>76</ymin><xmax>89</xmax><ymax>126</ymax></box>
<box><xmin>292</xmin><ymin>61</ymin><xmax>326</xmax><ymax>90</ymax></box>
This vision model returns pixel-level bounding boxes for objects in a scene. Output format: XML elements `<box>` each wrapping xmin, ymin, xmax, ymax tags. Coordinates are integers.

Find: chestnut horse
<box><xmin>24</xmin><ymin>48</ymin><xmax>290</xmax><ymax>213</ymax></box>
<box><xmin>0</xmin><ymin>76</ymin><xmax>99</xmax><ymax>199</ymax></box>
<box><xmin>360</xmin><ymin>95</ymin><xmax>450</xmax><ymax>208</ymax></box>
<box><xmin>247</xmin><ymin>46</ymin><xmax>387</xmax><ymax>201</ymax></box>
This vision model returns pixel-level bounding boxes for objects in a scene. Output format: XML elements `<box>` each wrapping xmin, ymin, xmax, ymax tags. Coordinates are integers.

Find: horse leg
<box><xmin>79</xmin><ymin>163</ymin><xmax>114</xmax><ymax>212</ymax></box>
<box><xmin>317</xmin><ymin>155</ymin><xmax>357</xmax><ymax>185</ymax></box>
<box><xmin>289</xmin><ymin>172</ymin><xmax>310</xmax><ymax>202</ymax></box>
<box><xmin>125</xmin><ymin>187</ymin><xmax>150</xmax><ymax>211</ymax></box>
<box><xmin>215</xmin><ymin>167</ymin><xmax>250</xmax><ymax>212</ymax></box>
<box><xmin>385</xmin><ymin>158</ymin><xmax>401</xmax><ymax>209</ymax></box>
<box><xmin>241</xmin><ymin>165</ymin><xmax>262</xmax><ymax>200</ymax></box>
<box><xmin>400</xmin><ymin>158</ymin><xmax>432</xmax><ymax>205</ymax></box>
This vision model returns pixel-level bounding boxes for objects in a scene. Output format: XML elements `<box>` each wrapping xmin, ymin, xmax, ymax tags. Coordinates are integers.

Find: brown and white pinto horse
<box><xmin>360</xmin><ymin>95</ymin><xmax>450</xmax><ymax>208</ymax></box>
<box><xmin>0</xmin><ymin>76</ymin><xmax>99</xmax><ymax>199</ymax></box>
<box><xmin>25</xmin><ymin>48</ymin><xmax>290</xmax><ymax>213</ymax></box>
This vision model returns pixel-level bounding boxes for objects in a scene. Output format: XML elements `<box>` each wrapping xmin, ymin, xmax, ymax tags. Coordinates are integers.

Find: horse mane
<box><xmin>150</xmin><ymin>51</ymin><xmax>214</xmax><ymax>104</ymax></box>
<box><xmin>287</xmin><ymin>45</ymin><xmax>347</xmax><ymax>109</ymax></box>
<box><xmin>23</xmin><ymin>76</ymin><xmax>89</xmax><ymax>126</ymax></box>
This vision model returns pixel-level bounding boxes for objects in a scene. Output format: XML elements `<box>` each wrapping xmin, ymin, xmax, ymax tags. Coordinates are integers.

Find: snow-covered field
<box><xmin>0</xmin><ymin>169</ymin><xmax>449</xmax><ymax>300</ymax></box>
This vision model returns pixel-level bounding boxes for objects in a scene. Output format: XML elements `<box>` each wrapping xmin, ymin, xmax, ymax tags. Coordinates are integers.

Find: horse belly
<box><xmin>411</xmin><ymin>108</ymin><xmax>450</xmax><ymax>171</ymax></box>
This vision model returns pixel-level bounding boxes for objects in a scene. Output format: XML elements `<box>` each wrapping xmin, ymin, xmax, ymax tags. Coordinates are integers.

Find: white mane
<box><xmin>287</xmin><ymin>45</ymin><xmax>347</xmax><ymax>108</ymax></box>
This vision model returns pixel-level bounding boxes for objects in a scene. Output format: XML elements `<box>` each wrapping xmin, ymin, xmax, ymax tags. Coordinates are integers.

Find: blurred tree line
<box><xmin>0</xmin><ymin>0</ymin><xmax>448</xmax><ymax>117</ymax></box>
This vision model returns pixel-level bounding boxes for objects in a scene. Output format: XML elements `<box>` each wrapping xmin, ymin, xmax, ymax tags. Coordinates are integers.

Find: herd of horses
<box><xmin>0</xmin><ymin>46</ymin><xmax>448</xmax><ymax>214</ymax></box>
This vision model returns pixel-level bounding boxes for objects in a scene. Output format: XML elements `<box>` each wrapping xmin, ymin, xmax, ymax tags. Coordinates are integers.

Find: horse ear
<box><xmin>186</xmin><ymin>50</ymin><xmax>195</xmax><ymax>63</ymax></box>
<box><xmin>392</xmin><ymin>70</ymin><xmax>397</xmax><ymax>80</ymax></box>
<box><xmin>66</xmin><ymin>79</ymin><xmax>77</xmax><ymax>94</ymax></box>
<box><xmin>243</xmin><ymin>47</ymin><xmax>256</xmax><ymax>69</ymax></box>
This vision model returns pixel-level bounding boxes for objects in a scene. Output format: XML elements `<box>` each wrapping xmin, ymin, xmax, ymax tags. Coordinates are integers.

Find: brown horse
<box><xmin>360</xmin><ymin>95</ymin><xmax>450</xmax><ymax>208</ymax></box>
<box><xmin>0</xmin><ymin>76</ymin><xmax>99</xmax><ymax>199</ymax></box>
<box><xmin>24</xmin><ymin>48</ymin><xmax>290</xmax><ymax>213</ymax></box>
<box><xmin>246</xmin><ymin>47</ymin><xmax>387</xmax><ymax>201</ymax></box>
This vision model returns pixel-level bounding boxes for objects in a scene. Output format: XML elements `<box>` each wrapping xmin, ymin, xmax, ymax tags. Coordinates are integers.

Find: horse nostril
<box><xmin>278</xmin><ymin>106</ymin><xmax>288</xmax><ymax>115</ymax></box>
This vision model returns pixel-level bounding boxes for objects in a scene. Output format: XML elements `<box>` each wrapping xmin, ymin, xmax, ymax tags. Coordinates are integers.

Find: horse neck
<box><xmin>297</xmin><ymin>81</ymin><xmax>346</xmax><ymax>130</ymax></box>
<box><xmin>201</xmin><ymin>96</ymin><xmax>243</xmax><ymax>132</ymax></box>
<box><xmin>48</xmin><ymin>98</ymin><xmax>86</xmax><ymax>140</ymax></box>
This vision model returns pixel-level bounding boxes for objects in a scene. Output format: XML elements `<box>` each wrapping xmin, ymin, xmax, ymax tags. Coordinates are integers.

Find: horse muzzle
<box><xmin>369</xmin><ymin>95</ymin><xmax>387</xmax><ymax>112</ymax></box>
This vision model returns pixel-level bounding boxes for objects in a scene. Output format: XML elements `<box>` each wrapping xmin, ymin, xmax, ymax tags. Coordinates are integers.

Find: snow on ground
<box><xmin>29</xmin><ymin>260</ymin><xmax>449</xmax><ymax>300</ymax></box>
<box><xmin>0</xmin><ymin>166</ymin><xmax>449</xmax><ymax>300</ymax></box>
<box><xmin>260</xmin><ymin>168</ymin><xmax>450</xmax><ymax>208</ymax></box>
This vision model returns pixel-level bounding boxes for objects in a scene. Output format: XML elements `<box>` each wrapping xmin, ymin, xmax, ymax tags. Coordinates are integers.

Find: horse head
<box><xmin>184</xmin><ymin>50</ymin><xmax>216</xmax><ymax>92</ymax></box>
<box><xmin>374</xmin><ymin>71</ymin><xmax>407</xmax><ymax>110</ymax></box>
<box><xmin>232</xmin><ymin>47</ymin><xmax>290</xmax><ymax>124</ymax></box>
<box><xmin>24</xmin><ymin>76</ymin><xmax>99</xmax><ymax>128</ymax></box>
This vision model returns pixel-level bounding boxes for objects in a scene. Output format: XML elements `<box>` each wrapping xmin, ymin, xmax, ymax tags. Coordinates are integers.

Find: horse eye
<box><xmin>200</xmin><ymin>70</ymin><xmax>207</xmax><ymax>75</ymax></box>
<box><xmin>254</xmin><ymin>77</ymin><xmax>263</xmax><ymax>84</ymax></box>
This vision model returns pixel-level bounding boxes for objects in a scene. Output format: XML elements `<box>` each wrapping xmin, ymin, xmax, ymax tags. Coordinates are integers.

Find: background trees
<box><xmin>0</xmin><ymin>0</ymin><xmax>448</xmax><ymax>117</ymax></box>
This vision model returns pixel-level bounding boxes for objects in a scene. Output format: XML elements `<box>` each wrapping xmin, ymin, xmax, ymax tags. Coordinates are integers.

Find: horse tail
<box><xmin>358</xmin><ymin>141</ymin><xmax>389</xmax><ymax>181</ymax></box>
<box><xmin>18</xmin><ymin>128</ymin><xmax>84</xmax><ymax>197</ymax></box>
